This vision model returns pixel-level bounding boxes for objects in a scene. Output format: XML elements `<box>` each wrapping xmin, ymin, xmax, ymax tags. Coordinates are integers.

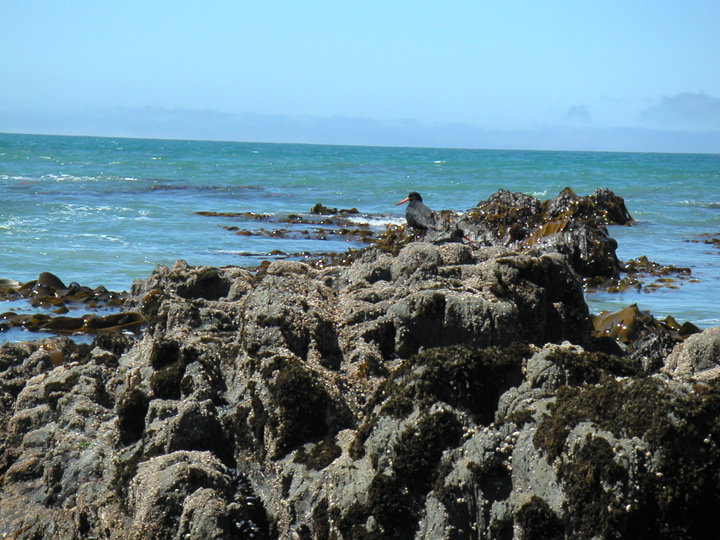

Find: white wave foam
<box><xmin>99</xmin><ymin>235</ymin><xmax>128</xmax><ymax>244</ymax></box>
<box><xmin>342</xmin><ymin>216</ymin><xmax>402</xmax><ymax>228</ymax></box>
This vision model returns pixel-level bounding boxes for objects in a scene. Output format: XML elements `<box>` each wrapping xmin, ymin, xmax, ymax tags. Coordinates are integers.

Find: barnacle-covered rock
<box><xmin>2</xmin><ymin>187</ymin><xmax>716</xmax><ymax>540</ymax></box>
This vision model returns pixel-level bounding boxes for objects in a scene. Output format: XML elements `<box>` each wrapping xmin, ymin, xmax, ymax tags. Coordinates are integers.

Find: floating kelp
<box><xmin>591</xmin><ymin>303</ymin><xmax>700</xmax><ymax>349</ymax></box>
<box><xmin>706</xmin><ymin>236</ymin><xmax>720</xmax><ymax>248</ymax></box>
<box><xmin>1</xmin><ymin>272</ymin><xmax>144</xmax><ymax>338</ymax></box>
<box><xmin>0</xmin><ymin>311</ymin><xmax>144</xmax><ymax>335</ymax></box>
<box><xmin>1</xmin><ymin>272</ymin><xmax>127</xmax><ymax>311</ymax></box>
<box><xmin>197</xmin><ymin>205</ymin><xmax>381</xmax><ymax>245</ymax></box>
<box><xmin>195</xmin><ymin>211</ymin><xmax>270</xmax><ymax>219</ymax></box>
<box><xmin>686</xmin><ymin>232</ymin><xmax>720</xmax><ymax>249</ymax></box>
<box><xmin>584</xmin><ymin>255</ymin><xmax>694</xmax><ymax>293</ymax></box>
<box><xmin>279</xmin><ymin>214</ymin><xmax>370</xmax><ymax>229</ymax></box>
<box><xmin>227</xmin><ymin>226</ymin><xmax>378</xmax><ymax>243</ymax></box>
<box><xmin>623</xmin><ymin>255</ymin><xmax>691</xmax><ymax>276</ymax></box>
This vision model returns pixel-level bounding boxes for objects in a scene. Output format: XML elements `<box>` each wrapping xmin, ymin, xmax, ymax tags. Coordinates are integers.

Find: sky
<box><xmin>2</xmin><ymin>0</ymin><xmax>720</xmax><ymax>152</ymax></box>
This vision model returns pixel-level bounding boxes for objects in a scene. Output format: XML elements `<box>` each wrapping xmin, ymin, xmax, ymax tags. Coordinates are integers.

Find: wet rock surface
<box><xmin>1</xmin><ymin>189</ymin><xmax>718</xmax><ymax>539</ymax></box>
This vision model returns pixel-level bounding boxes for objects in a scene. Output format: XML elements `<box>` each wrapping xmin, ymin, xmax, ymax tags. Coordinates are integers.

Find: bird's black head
<box><xmin>395</xmin><ymin>191</ymin><xmax>424</xmax><ymax>206</ymax></box>
<box><xmin>407</xmin><ymin>192</ymin><xmax>422</xmax><ymax>202</ymax></box>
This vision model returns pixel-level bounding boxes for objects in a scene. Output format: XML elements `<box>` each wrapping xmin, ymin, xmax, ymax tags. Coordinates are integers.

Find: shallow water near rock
<box><xmin>2</xmin><ymin>133</ymin><xmax>719</xmax><ymax>344</ymax></box>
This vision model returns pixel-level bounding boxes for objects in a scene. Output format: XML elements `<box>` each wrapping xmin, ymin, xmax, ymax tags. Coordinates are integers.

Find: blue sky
<box><xmin>2</xmin><ymin>1</ymin><xmax>720</xmax><ymax>151</ymax></box>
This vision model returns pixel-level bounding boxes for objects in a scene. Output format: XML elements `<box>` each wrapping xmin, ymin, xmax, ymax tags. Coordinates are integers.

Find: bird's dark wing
<box><xmin>406</xmin><ymin>201</ymin><xmax>437</xmax><ymax>230</ymax></box>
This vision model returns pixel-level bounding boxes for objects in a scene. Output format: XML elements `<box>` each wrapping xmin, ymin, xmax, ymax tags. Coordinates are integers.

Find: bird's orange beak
<box><xmin>395</xmin><ymin>197</ymin><xmax>410</xmax><ymax>206</ymax></box>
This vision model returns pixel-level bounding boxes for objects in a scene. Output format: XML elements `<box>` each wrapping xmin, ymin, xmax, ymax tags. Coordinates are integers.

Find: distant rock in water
<box><xmin>2</xmin><ymin>188</ymin><xmax>718</xmax><ymax>539</ymax></box>
<box><xmin>381</xmin><ymin>187</ymin><xmax>633</xmax><ymax>280</ymax></box>
<box><xmin>310</xmin><ymin>203</ymin><xmax>359</xmax><ymax>215</ymax></box>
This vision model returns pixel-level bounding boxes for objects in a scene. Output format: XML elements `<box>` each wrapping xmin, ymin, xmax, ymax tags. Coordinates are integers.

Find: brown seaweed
<box><xmin>521</xmin><ymin>218</ymin><xmax>571</xmax><ymax>248</ymax></box>
<box><xmin>196</xmin><ymin>211</ymin><xmax>270</xmax><ymax>219</ymax></box>
<box><xmin>584</xmin><ymin>255</ymin><xmax>694</xmax><ymax>293</ymax></box>
<box><xmin>686</xmin><ymin>232</ymin><xmax>720</xmax><ymax>249</ymax></box>
<box><xmin>468</xmin><ymin>187</ymin><xmax>633</xmax><ymax>245</ymax></box>
<box><xmin>197</xmin><ymin>205</ymin><xmax>379</xmax><ymax>244</ymax></box>
<box><xmin>591</xmin><ymin>303</ymin><xmax>700</xmax><ymax>349</ymax></box>
<box><xmin>1</xmin><ymin>273</ymin><xmax>127</xmax><ymax>310</ymax></box>
<box><xmin>0</xmin><ymin>311</ymin><xmax>144</xmax><ymax>335</ymax></box>
<box><xmin>1</xmin><ymin>272</ymin><xmax>144</xmax><ymax>337</ymax></box>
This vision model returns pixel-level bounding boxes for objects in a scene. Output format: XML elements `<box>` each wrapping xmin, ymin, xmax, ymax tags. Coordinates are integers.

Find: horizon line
<box><xmin>3</xmin><ymin>128</ymin><xmax>720</xmax><ymax>157</ymax></box>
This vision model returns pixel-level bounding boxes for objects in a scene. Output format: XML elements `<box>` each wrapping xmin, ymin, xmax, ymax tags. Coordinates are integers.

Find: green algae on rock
<box><xmin>516</xmin><ymin>495</ymin><xmax>564</xmax><ymax>540</ymax></box>
<box><xmin>533</xmin><ymin>374</ymin><xmax>720</xmax><ymax>539</ymax></box>
<box><xmin>372</xmin><ymin>343</ymin><xmax>530</xmax><ymax>423</ymax></box>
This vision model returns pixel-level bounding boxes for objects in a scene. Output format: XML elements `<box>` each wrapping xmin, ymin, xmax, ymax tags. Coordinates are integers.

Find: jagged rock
<box><xmin>128</xmin><ymin>451</ymin><xmax>232</xmax><ymax>539</ymax></box>
<box><xmin>389</xmin><ymin>242</ymin><xmax>443</xmax><ymax>281</ymax></box>
<box><xmin>403</xmin><ymin>187</ymin><xmax>633</xmax><ymax>279</ymax></box>
<box><xmin>662</xmin><ymin>326</ymin><xmax>720</xmax><ymax>381</ymax></box>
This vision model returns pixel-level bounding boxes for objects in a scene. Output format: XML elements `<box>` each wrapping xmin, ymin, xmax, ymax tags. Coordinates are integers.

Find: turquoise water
<box><xmin>1</xmin><ymin>133</ymin><xmax>719</xmax><ymax>342</ymax></box>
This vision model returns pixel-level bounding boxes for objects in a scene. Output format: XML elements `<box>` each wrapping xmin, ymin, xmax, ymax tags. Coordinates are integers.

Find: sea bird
<box><xmin>395</xmin><ymin>191</ymin><xmax>475</xmax><ymax>244</ymax></box>
<box><xmin>395</xmin><ymin>192</ymin><xmax>437</xmax><ymax>231</ymax></box>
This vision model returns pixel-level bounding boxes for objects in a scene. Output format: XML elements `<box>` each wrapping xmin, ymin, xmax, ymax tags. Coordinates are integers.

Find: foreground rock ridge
<box><xmin>2</xmin><ymin>189</ymin><xmax>720</xmax><ymax>539</ymax></box>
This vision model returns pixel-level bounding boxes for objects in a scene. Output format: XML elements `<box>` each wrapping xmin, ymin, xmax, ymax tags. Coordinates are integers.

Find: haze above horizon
<box><xmin>2</xmin><ymin>1</ymin><xmax>720</xmax><ymax>152</ymax></box>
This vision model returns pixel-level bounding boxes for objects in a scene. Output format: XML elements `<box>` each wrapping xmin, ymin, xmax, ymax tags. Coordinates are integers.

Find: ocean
<box><xmin>1</xmin><ymin>133</ymin><xmax>719</xmax><ymax>343</ymax></box>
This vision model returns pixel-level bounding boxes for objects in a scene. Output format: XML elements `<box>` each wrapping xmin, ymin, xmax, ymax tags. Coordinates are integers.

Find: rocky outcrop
<box><xmin>662</xmin><ymin>326</ymin><xmax>720</xmax><ymax>381</ymax></box>
<box><xmin>398</xmin><ymin>187</ymin><xmax>633</xmax><ymax>280</ymax></box>
<box><xmin>1</xmin><ymin>189</ymin><xmax>718</xmax><ymax>539</ymax></box>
